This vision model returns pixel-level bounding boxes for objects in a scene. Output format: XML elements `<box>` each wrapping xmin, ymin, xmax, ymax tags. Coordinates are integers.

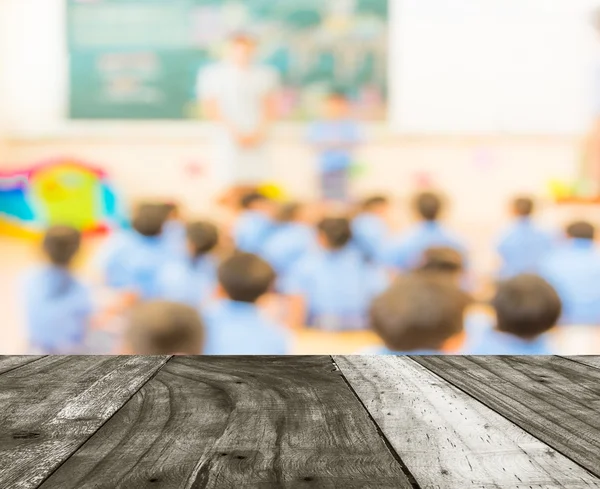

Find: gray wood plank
<box><xmin>564</xmin><ymin>356</ymin><xmax>600</xmax><ymax>370</ymax></box>
<box><xmin>39</xmin><ymin>356</ymin><xmax>412</xmax><ymax>489</ymax></box>
<box><xmin>0</xmin><ymin>356</ymin><xmax>44</xmax><ymax>376</ymax></box>
<box><xmin>413</xmin><ymin>355</ymin><xmax>600</xmax><ymax>478</ymax></box>
<box><xmin>335</xmin><ymin>355</ymin><xmax>600</xmax><ymax>488</ymax></box>
<box><xmin>0</xmin><ymin>355</ymin><xmax>170</xmax><ymax>489</ymax></box>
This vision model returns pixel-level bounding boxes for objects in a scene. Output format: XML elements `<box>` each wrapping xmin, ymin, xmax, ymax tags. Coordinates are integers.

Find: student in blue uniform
<box><xmin>95</xmin><ymin>202</ymin><xmax>168</xmax><ymax>303</ymax></box>
<box><xmin>383</xmin><ymin>191</ymin><xmax>468</xmax><ymax>272</ymax></box>
<box><xmin>496</xmin><ymin>197</ymin><xmax>556</xmax><ymax>279</ymax></box>
<box><xmin>202</xmin><ymin>252</ymin><xmax>291</xmax><ymax>355</ymax></box>
<box><xmin>156</xmin><ymin>221</ymin><xmax>220</xmax><ymax>307</ymax></box>
<box><xmin>260</xmin><ymin>202</ymin><xmax>317</xmax><ymax>280</ymax></box>
<box><xmin>122</xmin><ymin>301</ymin><xmax>204</xmax><ymax>354</ymax></box>
<box><xmin>351</xmin><ymin>195</ymin><xmax>391</xmax><ymax>263</ymax></box>
<box><xmin>282</xmin><ymin>217</ymin><xmax>388</xmax><ymax>331</ymax></box>
<box><xmin>462</xmin><ymin>274</ymin><xmax>561</xmax><ymax>354</ymax></box>
<box><xmin>233</xmin><ymin>192</ymin><xmax>276</xmax><ymax>254</ymax></box>
<box><xmin>160</xmin><ymin>202</ymin><xmax>187</xmax><ymax>259</ymax></box>
<box><xmin>539</xmin><ymin>221</ymin><xmax>600</xmax><ymax>325</ymax></box>
<box><xmin>22</xmin><ymin>226</ymin><xmax>93</xmax><ymax>354</ymax></box>
<box><xmin>364</xmin><ymin>273</ymin><xmax>470</xmax><ymax>355</ymax></box>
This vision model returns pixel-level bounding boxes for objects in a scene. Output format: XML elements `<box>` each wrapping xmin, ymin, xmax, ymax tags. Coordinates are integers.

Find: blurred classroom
<box><xmin>2</xmin><ymin>0</ymin><xmax>600</xmax><ymax>355</ymax></box>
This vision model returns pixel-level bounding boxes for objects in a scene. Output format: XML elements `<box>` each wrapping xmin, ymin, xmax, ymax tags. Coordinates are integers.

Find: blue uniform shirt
<box><xmin>156</xmin><ymin>255</ymin><xmax>218</xmax><ymax>307</ymax></box>
<box><xmin>162</xmin><ymin>220</ymin><xmax>187</xmax><ymax>259</ymax></box>
<box><xmin>95</xmin><ymin>230</ymin><xmax>166</xmax><ymax>300</ymax></box>
<box><xmin>352</xmin><ymin>213</ymin><xmax>389</xmax><ymax>263</ymax></box>
<box><xmin>383</xmin><ymin>221</ymin><xmax>468</xmax><ymax>271</ymax></box>
<box><xmin>462</xmin><ymin>313</ymin><xmax>552</xmax><ymax>354</ymax></box>
<box><xmin>202</xmin><ymin>300</ymin><xmax>291</xmax><ymax>355</ymax></box>
<box><xmin>281</xmin><ymin>246</ymin><xmax>389</xmax><ymax>331</ymax></box>
<box><xmin>496</xmin><ymin>218</ymin><xmax>556</xmax><ymax>279</ymax></box>
<box><xmin>260</xmin><ymin>223</ymin><xmax>317</xmax><ymax>277</ymax></box>
<box><xmin>307</xmin><ymin>120</ymin><xmax>361</xmax><ymax>173</ymax></box>
<box><xmin>539</xmin><ymin>239</ymin><xmax>600</xmax><ymax>325</ymax></box>
<box><xmin>22</xmin><ymin>266</ymin><xmax>93</xmax><ymax>353</ymax></box>
<box><xmin>233</xmin><ymin>211</ymin><xmax>275</xmax><ymax>254</ymax></box>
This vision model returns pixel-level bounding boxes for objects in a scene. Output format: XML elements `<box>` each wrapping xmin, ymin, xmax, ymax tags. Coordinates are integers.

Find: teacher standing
<box><xmin>198</xmin><ymin>32</ymin><xmax>280</xmax><ymax>205</ymax></box>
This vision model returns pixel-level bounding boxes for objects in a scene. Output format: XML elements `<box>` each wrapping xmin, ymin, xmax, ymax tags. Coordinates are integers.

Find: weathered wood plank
<box><xmin>0</xmin><ymin>355</ymin><xmax>170</xmax><ymax>489</ymax></box>
<box><xmin>563</xmin><ymin>356</ymin><xmax>600</xmax><ymax>370</ymax></box>
<box><xmin>39</xmin><ymin>356</ymin><xmax>412</xmax><ymax>489</ymax></box>
<box><xmin>335</xmin><ymin>355</ymin><xmax>599</xmax><ymax>488</ymax></box>
<box><xmin>0</xmin><ymin>356</ymin><xmax>44</xmax><ymax>376</ymax></box>
<box><xmin>413</xmin><ymin>355</ymin><xmax>600</xmax><ymax>478</ymax></box>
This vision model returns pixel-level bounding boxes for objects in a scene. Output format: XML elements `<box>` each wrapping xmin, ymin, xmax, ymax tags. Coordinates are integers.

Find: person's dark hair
<box><xmin>492</xmin><ymin>274</ymin><xmax>562</xmax><ymax>339</ymax></box>
<box><xmin>513</xmin><ymin>197</ymin><xmax>534</xmax><ymax>217</ymax></box>
<box><xmin>240</xmin><ymin>192</ymin><xmax>268</xmax><ymax>210</ymax></box>
<box><xmin>125</xmin><ymin>301</ymin><xmax>204</xmax><ymax>355</ymax></box>
<box><xmin>218</xmin><ymin>253</ymin><xmax>276</xmax><ymax>303</ymax></box>
<box><xmin>317</xmin><ymin>217</ymin><xmax>352</xmax><ymax>249</ymax></box>
<box><xmin>370</xmin><ymin>274</ymin><xmax>470</xmax><ymax>352</ymax></box>
<box><xmin>132</xmin><ymin>203</ymin><xmax>168</xmax><ymax>237</ymax></box>
<box><xmin>413</xmin><ymin>192</ymin><xmax>443</xmax><ymax>221</ymax></box>
<box><xmin>276</xmin><ymin>202</ymin><xmax>302</xmax><ymax>223</ymax></box>
<box><xmin>361</xmin><ymin>195</ymin><xmax>389</xmax><ymax>213</ymax></box>
<box><xmin>566</xmin><ymin>221</ymin><xmax>595</xmax><ymax>241</ymax></box>
<box><xmin>416</xmin><ymin>247</ymin><xmax>464</xmax><ymax>275</ymax></box>
<box><xmin>43</xmin><ymin>226</ymin><xmax>82</xmax><ymax>267</ymax></box>
<box><xmin>187</xmin><ymin>221</ymin><xmax>219</xmax><ymax>258</ymax></box>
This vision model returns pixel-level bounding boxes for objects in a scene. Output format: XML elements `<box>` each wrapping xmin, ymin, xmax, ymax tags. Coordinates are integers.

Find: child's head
<box><xmin>361</xmin><ymin>195</ymin><xmax>390</xmax><ymax>216</ymax></box>
<box><xmin>162</xmin><ymin>201</ymin><xmax>181</xmax><ymax>221</ymax></box>
<box><xmin>227</xmin><ymin>31</ymin><xmax>258</xmax><ymax>67</ymax></box>
<box><xmin>217</xmin><ymin>252</ymin><xmax>276</xmax><ymax>303</ymax></box>
<box><xmin>323</xmin><ymin>90</ymin><xmax>350</xmax><ymax>119</ymax></box>
<box><xmin>413</xmin><ymin>191</ymin><xmax>443</xmax><ymax>222</ymax></box>
<box><xmin>132</xmin><ymin>202</ymin><xmax>168</xmax><ymax>237</ymax></box>
<box><xmin>512</xmin><ymin>196</ymin><xmax>534</xmax><ymax>218</ymax></box>
<box><xmin>240</xmin><ymin>191</ymin><xmax>273</xmax><ymax>215</ymax></box>
<box><xmin>124</xmin><ymin>301</ymin><xmax>204</xmax><ymax>355</ymax></box>
<box><xmin>492</xmin><ymin>274</ymin><xmax>562</xmax><ymax>339</ymax></box>
<box><xmin>187</xmin><ymin>221</ymin><xmax>219</xmax><ymax>258</ymax></box>
<box><xmin>317</xmin><ymin>217</ymin><xmax>352</xmax><ymax>250</ymax></box>
<box><xmin>416</xmin><ymin>246</ymin><xmax>464</xmax><ymax>285</ymax></box>
<box><xmin>370</xmin><ymin>274</ymin><xmax>470</xmax><ymax>353</ymax></box>
<box><xmin>42</xmin><ymin>225</ymin><xmax>82</xmax><ymax>268</ymax></box>
<box><xmin>566</xmin><ymin>221</ymin><xmax>595</xmax><ymax>241</ymax></box>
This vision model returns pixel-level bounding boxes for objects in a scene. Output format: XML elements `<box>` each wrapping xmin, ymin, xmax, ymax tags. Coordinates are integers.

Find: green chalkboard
<box><xmin>67</xmin><ymin>0</ymin><xmax>388</xmax><ymax>120</ymax></box>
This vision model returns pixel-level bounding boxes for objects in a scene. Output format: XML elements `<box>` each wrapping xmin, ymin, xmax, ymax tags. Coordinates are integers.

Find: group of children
<box><xmin>20</xmin><ymin>188</ymin><xmax>600</xmax><ymax>356</ymax></box>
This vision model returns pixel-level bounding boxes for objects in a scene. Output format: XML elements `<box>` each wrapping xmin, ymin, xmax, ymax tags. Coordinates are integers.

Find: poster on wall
<box><xmin>67</xmin><ymin>0</ymin><xmax>388</xmax><ymax>120</ymax></box>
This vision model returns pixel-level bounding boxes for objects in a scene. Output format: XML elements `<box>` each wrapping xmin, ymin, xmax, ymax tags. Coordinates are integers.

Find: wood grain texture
<box><xmin>564</xmin><ymin>356</ymin><xmax>600</xmax><ymax>369</ymax></box>
<box><xmin>335</xmin><ymin>355</ymin><xmax>600</xmax><ymax>488</ymax></box>
<box><xmin>39</xmin><ymin>356</ymin><xmax>412</xmax><ymax>489</ymax></box>
<box><xmin>0</xmin><ymin>355</ymin><xmax>169</xmax><ymax>489</ymax></box>
<box><xmin>413</xmin><ymin>356</ymin><xmax>600</xmax><ymax>479</ymax></box>
<box><xmin>0</xmin><ymin>356</ymin><xmax>44</xmax><ymax>376</ymax></box>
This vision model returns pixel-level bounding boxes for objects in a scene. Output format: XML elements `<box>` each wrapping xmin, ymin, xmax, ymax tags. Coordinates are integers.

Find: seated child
<box><xmin>202</xmin><ymin>252</ymin><xmax>291</xmax><ymax>355</ymax></box>
<box><xmin>308</xmin><ymin>90</ymin><xmax>362</xmax><ymax>203</ymax></box>
<box><xmin>22</xmin><ymin>226</ymin><xmax>93</xmax><ymax>354</ymax></box>
<box><xmin>261</xmin><ymin>202</ymin><xmax>317</xmax><ymax>279</ymax></box>
<box><xmin>156</xmin><ymin>220</ymin><xmax>220</xmax><ymax>307</ymax></box>
<box><xmin>351</xmin><ymin>195</ymin><xmax>391</xmax><ymax>263</ymax></box>
<box><xmin>160</xmin><ymin>201</ymin><xmax>187</xmax><ymax>259</ymax></box>
<box><xmin>496</xmin><ymin>196</ymin><xmax>556</xmax><ymax>279</ymax></box>
<box><xmin>415</xmin><ymin>246</ymin><xmax>465</xmax><ymax>286</ymax></box>
<box><xmin>282</xmin><ymin>217</ymin><xmax>388</xmax><ymax>331</ymax></box>
<box><xmin>122</xmin><ymin>301</ymin><xmax>204</xmax><ymax>355</ymax></box>
<box><xmin>365</xmin><ymin>273</ymin><xmax>470</xmax><ymax>355</ymax></box>
<box><xmin>233</xmin><ymin>192</ymin><xmax>276</xmax><ymax>254</ymax></box>
<box><xmin>539</xmin><ymin>221</ymin><xmax>600</xmax><ymax>325</ymax></box>
<box><xmin>462</xmin><ymin>274</ymin><xmax>561</xmax><ymax>354</ymax></box>
<box><xmin>95</xmin><ymin>202</ymin><xmax>168</xmax><ymax>302</ymax></box>
<box><xmin>383</xmin><ymin>191</ymin><xmax>468</xmax><ymax>272</ymax></box>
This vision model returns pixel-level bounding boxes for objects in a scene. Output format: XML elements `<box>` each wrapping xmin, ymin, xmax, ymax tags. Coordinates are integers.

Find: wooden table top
<box><xmin>0</xmin><ymin>355</ymin><xmax>599</xmax><ymax>489</ymax></box>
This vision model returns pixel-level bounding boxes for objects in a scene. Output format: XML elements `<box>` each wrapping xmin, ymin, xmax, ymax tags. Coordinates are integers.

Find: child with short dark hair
<box><xmin>383</xmin><ymin>191</ymin><xmax>468</xmax><ymax>272</ymax></box>
<box><xmin>416</xmin><ymin>246</ymin><xmax>465</xmax><ymax>286</ymax></box>
<box><xmin>156</xmin><ymin>220</ymin><xmax>220</xmax><ymax>307</ymax></box>
<box><xmin>463</xmin><ymin>274</ymin><xmax>561</xmax><ymax>354</ymax></box>
<box><xmin>352</xmin><ymin>195</ymin><xmax>391</xmax><ymax>263</ymax></box>
<box><xmin>539</xmin><ymin>220</ymin><xmax>600</xmax><ymax>324</ymax></box>
<box><xmin>308</xmin><ymin>90</ymin><xmax>362</xmax><ymax>203</ymax></box>
<box><xmin>496</xmin><ymin>196</ymin><xmax>556</xmax><ymax>279</ymax></box>
<box><xmin>122</xmin><ymin>301</ymin><xmax>204</xmax><ymax>355</ymax></box>
<box><xmin>282</xmin><ymin>217</ymin><xmax>388</xmax><ymax>330</ymax></box>
<box><xmin>22</xmin><ymin>225</ymin><xmax>93</xmax><ymax>354</ymax></box>
<box><xmin>233</xmin><ymin>191</ymin><xmax>276</xmax><ymax>254</ymax></box>
<box><xmin>366</xmin><ymin>274</ymin><xmax>470</xmax><ymax>354</ymax></box>
<box><xmin>201</xmin><ymin>253</ymin><xmax>290</xmax><ymax>354</ymax></box>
